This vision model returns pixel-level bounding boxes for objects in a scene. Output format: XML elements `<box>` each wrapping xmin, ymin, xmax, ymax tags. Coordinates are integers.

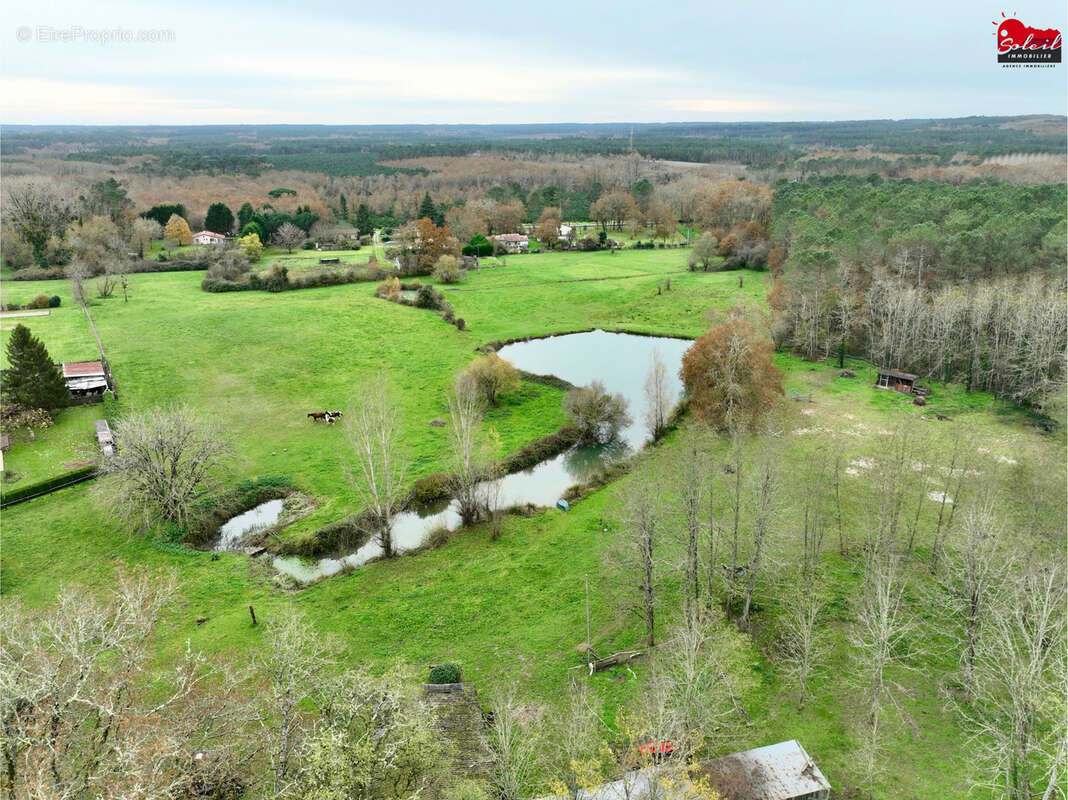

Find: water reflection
<box><xmin>216</xmin><ymin>499</ymin><xmax>284</xmax><ymax>550</ymax></box>
<box><xmin>271</xmin><ymin>330</ymin><xmax>690</xmax><ymax>583</ymax></box>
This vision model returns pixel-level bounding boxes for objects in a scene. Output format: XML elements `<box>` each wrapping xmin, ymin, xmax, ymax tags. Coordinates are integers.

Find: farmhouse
<box><xmin>192</xmin><ymin>230</ymin><xmax>227</xmax><ymax>245</ymax></box>
<box><xmin>493</xmin><ymin>233</ymin><xmax>529</xmax><ymax>252</ymax></box>
<box><xmin>62</xmin><ymin>361</ymin><xmax>108</xmax><ymax>398</ymax></box>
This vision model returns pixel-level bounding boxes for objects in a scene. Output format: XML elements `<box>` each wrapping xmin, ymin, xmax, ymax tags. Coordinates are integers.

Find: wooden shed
<box><xmin>62</xmin><ymin>361</ymin><xmax>108</xmax><ymax>398</ymax></box>
<box><xmin>876</xmin><ymin>368</ymin><xmax>918</xmax><ymax>395</ymax></box>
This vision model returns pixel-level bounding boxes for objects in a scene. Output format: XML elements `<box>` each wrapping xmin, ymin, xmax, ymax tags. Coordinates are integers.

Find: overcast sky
<box><xmin>1</xmin><ymin>0</ymin><xmax>1065</xmax><ymax>124</ymax></box>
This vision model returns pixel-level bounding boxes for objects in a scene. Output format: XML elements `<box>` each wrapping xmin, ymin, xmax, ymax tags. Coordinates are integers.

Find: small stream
<box><xmin>237</xmin><ymin>330</ymin><xmax>691</xmax><ymax>583</ymax></box>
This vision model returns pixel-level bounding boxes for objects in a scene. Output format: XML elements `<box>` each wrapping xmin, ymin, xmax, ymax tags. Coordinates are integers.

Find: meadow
<box><xmin>1</xmin><ymin>246</ymin><xmax>1064</xmax><ymax>797</ymax></box>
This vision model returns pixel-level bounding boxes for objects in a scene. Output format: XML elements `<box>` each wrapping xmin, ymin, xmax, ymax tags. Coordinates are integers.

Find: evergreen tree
<box><xmin>237</xmin><ymin>202</ymin><xmax>255</xmax><ymax>231</ymax></box>
<box><xmin>355</xmin><ymin>203</ymin><xmax>373</xmax><ymax>237</ymax></box>
<box><xmin>1</xmin><ymin>324</ymin><xmax>69</xmax><ymax>411</ymax></box>
<box><xmin>418</xmin><ymin>193</ymin><xmax>437</xmax><ymax>223</ymax></box>
<box><xmin>204</xmin><ymin>203</ymin><xmax>234</xmax><ymax>234</ymax></box>
<box><xmin>140</xmin><ymin>204</ymin><xmax>186</xmax><ymax>228</ymax></box>
<box><xmin>338</xmin><ymin>194</ymin><xmax>349</xmax><ymax>221</ymax></box>
<box><xmin>87</xmin><ymin>178</ymin><xmax>133</xmax><ymax>223</ymax></box>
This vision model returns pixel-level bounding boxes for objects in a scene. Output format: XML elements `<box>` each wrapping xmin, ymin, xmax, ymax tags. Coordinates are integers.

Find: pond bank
<box><xmin>267</xmin><ymin>329</ymin><xmax>694</xmax><ymax>585</ymax></box>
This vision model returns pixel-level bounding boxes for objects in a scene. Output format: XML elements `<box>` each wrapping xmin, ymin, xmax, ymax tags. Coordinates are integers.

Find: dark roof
<box><xmin>877</xmin><ymin>368</ymin><xmax>918</xmax><ymax>381</ymax></box>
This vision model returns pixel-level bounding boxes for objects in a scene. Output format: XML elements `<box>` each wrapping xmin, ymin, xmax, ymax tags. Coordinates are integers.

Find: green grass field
<box><xmin>1</xmin><ymin>247</ymin><xmax>1064</xmax><ymax>797</ymax></box>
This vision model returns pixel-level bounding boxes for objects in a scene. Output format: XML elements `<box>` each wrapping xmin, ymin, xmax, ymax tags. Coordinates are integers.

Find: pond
<box><xmin>270</xmin><ymin>330</ymin><xmax>691</xmax><ymax>583</ymax></box>
<box><xmin>497</xmin><ymin>329</ymin><xmax>691</xmax><ymax>450</ymax></box>
<box><xmin>216</xmin><ymin>499</ymin><xmax>284</xmax><ymax>550</ymax></box>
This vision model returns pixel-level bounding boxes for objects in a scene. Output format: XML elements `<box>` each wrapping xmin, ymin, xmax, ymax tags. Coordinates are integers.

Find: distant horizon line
<box><xmin>2</xmin><ymin>114</ymin><xmax>1066</xmax><ymax>130</ymax></box>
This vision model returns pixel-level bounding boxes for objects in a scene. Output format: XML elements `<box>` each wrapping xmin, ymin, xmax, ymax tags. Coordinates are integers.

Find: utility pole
<box><xmin>585</xmin><ymin>574</ymin><xmax>591</xmax><ymax>657</ymax></box>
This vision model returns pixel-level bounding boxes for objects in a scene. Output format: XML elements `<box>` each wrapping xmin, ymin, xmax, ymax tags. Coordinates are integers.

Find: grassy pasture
<box><xmin>1</xmin><ymin>248</ymin><xmax>1063</xmax><ymax>797</ymax></box>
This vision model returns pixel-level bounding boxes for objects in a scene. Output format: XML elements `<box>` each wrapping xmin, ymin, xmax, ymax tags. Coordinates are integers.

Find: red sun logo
<box><xmin>992</xmin><ymin>12</ymin><xmax>1062</xmax><ymax>55</ymax></box>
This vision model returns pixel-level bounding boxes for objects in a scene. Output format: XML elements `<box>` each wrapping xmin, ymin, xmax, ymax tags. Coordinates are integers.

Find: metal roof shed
<box><xmin>698</xmin><ymin>740</ymin><xmax>831</xmax><ymax>800</ymax></box>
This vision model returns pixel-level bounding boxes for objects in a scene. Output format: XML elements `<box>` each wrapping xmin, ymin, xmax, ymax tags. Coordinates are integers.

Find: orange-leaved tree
<box><xmin>680</xmin><ymin>316</ymin><xmax>783</xmax><ymax>434</ymax></box>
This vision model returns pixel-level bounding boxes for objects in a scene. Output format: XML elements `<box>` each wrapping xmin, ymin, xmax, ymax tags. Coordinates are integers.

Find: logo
<box><xmin>993</xmin><ymin>13</ymin><xmax>1061</xmax><ymax>62</ymax></box>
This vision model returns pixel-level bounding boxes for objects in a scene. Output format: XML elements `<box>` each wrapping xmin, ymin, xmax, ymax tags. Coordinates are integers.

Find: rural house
<box><xmin>62</xmin><ymin>361</ymin><xmax>108</xmax><ymax>398</ymax></box>
<box><xmin>192</xmin><ymin>230</ymin><xmax>227</xmax><ymax>245</ymax></box>
<box><xmin>493</xmin><ymin>233</ymin><xmax>529</xmax><ymax>252</ymax></box>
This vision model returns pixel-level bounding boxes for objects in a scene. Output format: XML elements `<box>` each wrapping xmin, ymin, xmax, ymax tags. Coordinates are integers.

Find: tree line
<box><xmin>768</xmin><ymin>176</ymin><xmax>1067</xmax><ymax>405</ymax></box>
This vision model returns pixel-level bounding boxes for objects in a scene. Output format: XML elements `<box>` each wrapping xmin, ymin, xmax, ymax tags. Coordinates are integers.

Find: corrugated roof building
<box><xmin>535</xmin><ymin>740</ymin><xmax>829</xmax><ymax>800</ymax></box>
<box><xmin>697</xmin><ymin>740</ymin><xmax>830</xmax><ymax>800</ymax></box>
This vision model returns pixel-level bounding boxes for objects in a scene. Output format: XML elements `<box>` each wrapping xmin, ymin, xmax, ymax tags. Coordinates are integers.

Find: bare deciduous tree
<box><xmin>542</xmin><ymin>682</ymin><xmax>605</xmax><ymax>799</ymax></box>
<box><xmin>850</xmin><ymin>549</ymin><xmax>916</xmax><ymax>792</ymax></box>
<box><xmin>958</xmin><ymin>561</ymin><xmax>1065</xmax><ymax>800</ymax></box>
<box><xmin>67</xmin><ymin>261</ymin><xmax>91</xmax><ymax>307</ymax></box>
<box><xmin>294</xmin><ymin>667</ymin><xmax>447</xmax><ymax>799</ymax></box>
<box><xmin>939</xmin><ymin>500</ymin><xmax>1010</xmax><ymax>696</ymax></box>
<box><xmin>722</xmin><ymin>434</ymin><xmax>745</xmax><ymax>619</ymax></box>
<box><xmin>130</xmin><ymin>217</ymin><xmax>162</xmax><ymax>257</ymax></box>
<box><xmin>97</xmin><ymin>404</ymin><xmax>231</xmax><ymax>530</ymax></box>
<box><xmin>614</xmin><ymin>472</ymin><xmax>666</xmax><ymax>647</ymax></box>
<box><xmin>3</xmin><ymin>181</ymin><xmax>75</xmax><ymax>266</ymax></box>
<box><xmin>778</xmin><ymin>577</ymin><xmax>827</xmax><ymax>708</ymax></box>
<box><xmin>673</xmin><ymin>430</ymin><xmax>710</xmax><ymax>617</ymax></box>
<box><xmin>346</xmin><ymin>374</ymin><xmax>409</xmax><ymax>558</ymax></box>
<box><xmin>0</xmin><ymin>570</ymin><xmax>248</xmax><ymax>800</ymax></box>
<box><xmin>656</xmin><ymin>611</ymin><xmax>753</xmax><ymax>757</ymax></box>
<box><xmin>272</xmin><ymin>222</ymin><xmax>305</xmax><ymax>254</ymax></box>
<box><xmin>563</xmin><ymin>380</ymin><xmax>631</xmax><ymax>445</ymax></box>
<box><xmin>740</xmin><ymin>446</ymin><xmax>781</xmax><ymax>631</ymax></box>
<box><xmin>448</xmin><ymin>376</ymin><xmax>489</xmax><ymax>525</ymax></box>
<box><xmin>106</xmin><ymin>259</ymin><xmax>131</xmax><ymax>302</ymax></box>
<box><xmin>643</xmin><ymin>348</ymin><xmax>673</xmax><ymax>441</ymax></box>
<box><xmin>256</xmin><ymin>609</ymin><xmax>336</xmax><ymax>799</ymax></box>
<box><xmin>485</xmin><ymin>685</ymin><xmax>541</xmax><ymax>800</ymax></box>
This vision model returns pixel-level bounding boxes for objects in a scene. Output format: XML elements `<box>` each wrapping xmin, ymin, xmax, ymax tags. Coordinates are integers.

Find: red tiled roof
<box><xmin>62</xmin><ymin>361</ymin><xmax>104</xmax><ymax>377</ymax></box>
<box><xmin>193</xmin><ymin>231</ymin><xmax>225</xmax><ymax>238</ymax></box>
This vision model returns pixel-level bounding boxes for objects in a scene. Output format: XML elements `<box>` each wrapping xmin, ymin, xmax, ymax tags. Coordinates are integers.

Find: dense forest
<box><xmin>769</xmin><ymin>176</ymin><xmax>1067</xmax><ymax>405</ymax></box>
<box><xmin>3</xmin><ymin>116</ymin><xmax>1065</xmax><ymax>177</ymax></box>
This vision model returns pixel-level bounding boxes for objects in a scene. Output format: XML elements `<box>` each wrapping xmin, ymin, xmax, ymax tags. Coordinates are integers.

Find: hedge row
<box><xmin>0</xmin><ymin>464</ymin><xmax>97</xmax><ymax>507</ymax></box>
<box><xmin>202</xmin><ymin>264</ymin><xmax>388</xmax><ymax>294</ymax></box>
<box><xmin>500</xmin><ymin>426</ymin><xmax>581</xmax><ymax>474</ymax></box>
<box><xmin>274</xmin><ymin>508</ymin><xmax>375</xmax><ymax>557</ymax></box>
<box><xmin>515</xmin><ymin>369</ymin><xmax>575</xmax><ymax>393</ymax></box>
<box><xmin>8</xmin><ymin>259</ymin><xmax>208</xmax><ymax>281</ymax></box>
